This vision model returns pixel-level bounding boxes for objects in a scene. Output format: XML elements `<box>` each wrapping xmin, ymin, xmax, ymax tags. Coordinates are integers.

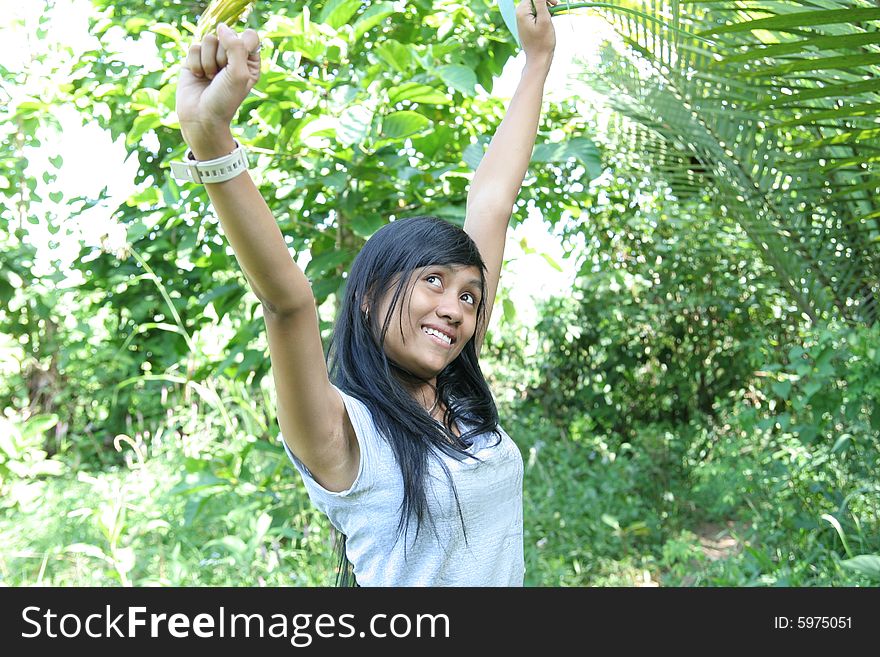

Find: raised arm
<box><xmin>175</xmin><ymin>24</ymin><xmax>356</xmax><ymax>491</ymax></box>
<box><xmin>463</xmin><ymin>0</ymin><xmax>557</xmax><ymax>354</ymax></box>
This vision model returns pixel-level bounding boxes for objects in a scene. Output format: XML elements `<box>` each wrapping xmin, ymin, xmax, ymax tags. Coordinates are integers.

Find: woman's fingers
<box><xmin>216</xmin><ymin>24</ymin><xmax>262</xmax><ymax>82</ymax></box>
<box><xmin>216</xmin><ymin>40</ymin><xmax>229</xmax><ymax>71</ymax></box>
<box><xmin>242</xmin><ymin>28</ymin><xmax>261</xmax><ymax>62</ymax></box>
<box><xmin>186</xmin><ymin>43</ymin><xmax>204</xmax><ymax>78</ymax></box>
<box><xmin>201</xmin><ymin>33</ymin><xmax>220</xmax><ymax>79</ymax></box>
<box><xmin>185</xmin><ymin>25</ymin><xmax>261</xmax><ymax>84</ymax></box>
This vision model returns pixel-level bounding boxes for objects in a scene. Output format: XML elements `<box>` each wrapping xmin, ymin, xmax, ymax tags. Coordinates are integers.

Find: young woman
<box><xmin>174</xmin><ymin>0</ymin><xmax>557</xmax><ymax>586</ymax></box>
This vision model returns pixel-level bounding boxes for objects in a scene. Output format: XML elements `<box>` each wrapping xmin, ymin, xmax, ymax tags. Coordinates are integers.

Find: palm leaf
<box><xmin>578</xmin><ymin>0</ymin><xmax>880</xmax><ymax>324</ymax></box>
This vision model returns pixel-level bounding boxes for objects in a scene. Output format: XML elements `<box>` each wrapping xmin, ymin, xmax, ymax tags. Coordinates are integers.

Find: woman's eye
<box><xmin>426</xmin><ymin>275</ymin><xmax>442</xmax><ymax>287</ymax></box>
<box><xmin>461</xmin><ymin>293</ymin><xmax>476</xmax><ymax>305</ymax></box>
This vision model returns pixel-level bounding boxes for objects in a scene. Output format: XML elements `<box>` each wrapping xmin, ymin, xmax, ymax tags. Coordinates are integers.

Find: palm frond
<box><xmin>579</xmin><ymin>0</ymin><xmax>880</xmax><ymax>324</ymax></box>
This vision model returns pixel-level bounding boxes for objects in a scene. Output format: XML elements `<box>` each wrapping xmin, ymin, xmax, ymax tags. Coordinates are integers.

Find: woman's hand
<box><xmin>176</xmin><ymin>23</ymin><xmax>262</xmax><ymax>157</ymax></box>
<box><xmin>516</xmin><ymin>0</ymin><xmax>557</xmax><ymax>66</ymax></box>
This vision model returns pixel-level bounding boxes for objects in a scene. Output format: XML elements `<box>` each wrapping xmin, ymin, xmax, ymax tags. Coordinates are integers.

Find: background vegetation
<box><xmin>2</xmin><ymin>0</ymin><xmax>878</xmax><ymax>586</ymax></box>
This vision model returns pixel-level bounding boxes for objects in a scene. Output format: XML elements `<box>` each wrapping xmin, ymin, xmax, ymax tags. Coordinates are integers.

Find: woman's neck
<box><xmin>397</xmin><ymin>376</ymin><xmax>458</xmax><ymax>436</ymax></box>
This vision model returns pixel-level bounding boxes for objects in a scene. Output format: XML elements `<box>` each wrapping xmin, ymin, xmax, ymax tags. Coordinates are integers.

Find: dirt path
<box><xmin>636</xmin><ymin>521</ymin><xmax>747</xmax><ymax>587</ymax></box>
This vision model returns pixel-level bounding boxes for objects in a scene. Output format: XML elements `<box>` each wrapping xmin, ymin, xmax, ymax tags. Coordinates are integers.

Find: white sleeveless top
<box><xmin>282</xmin><ymin>386</ymin><xmax>524</xmax><ymax>586</ymax></box>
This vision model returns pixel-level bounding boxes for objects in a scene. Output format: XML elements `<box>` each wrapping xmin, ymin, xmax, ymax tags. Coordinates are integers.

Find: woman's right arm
<box><xmin>176</xmin><ymin>24</ymin><xmax>358</xmax><ymax>492</ymax></box>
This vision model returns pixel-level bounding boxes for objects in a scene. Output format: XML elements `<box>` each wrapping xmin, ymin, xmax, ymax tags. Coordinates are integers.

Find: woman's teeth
<box><xmin>423</xmin><ymin>327</ymin><xmax>451</xmax><ymax>344</ymax></box>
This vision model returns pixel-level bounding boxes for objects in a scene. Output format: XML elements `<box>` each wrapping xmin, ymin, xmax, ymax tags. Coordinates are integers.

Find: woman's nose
<box><xmin>435</xmin><ymin>294</ymin><xmax>462</xmax><ymax>323</ymax></box>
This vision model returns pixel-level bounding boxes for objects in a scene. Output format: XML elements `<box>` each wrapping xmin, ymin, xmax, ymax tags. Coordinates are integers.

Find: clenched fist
<box><xmin>176</xmin><ymin>23</ymin><xmax>262</xmax><ymax>159</ymax></box>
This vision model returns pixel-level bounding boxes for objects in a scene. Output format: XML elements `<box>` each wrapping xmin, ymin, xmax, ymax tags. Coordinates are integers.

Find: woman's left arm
<box><xmin>464</xmin><ymin>0</ymin><xmax>557</xmax><ymax>354</ymax></box>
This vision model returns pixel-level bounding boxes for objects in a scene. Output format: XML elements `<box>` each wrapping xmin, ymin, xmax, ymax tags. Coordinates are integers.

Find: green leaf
<box><xmin>150</xmin><ymin>22</ymin><xmax>183</xmax><ymax>44</ymax></box>
<box><xmin>541</xmin><ymin>252</ymin><xmax>563</xmax><ymax>272</ymax></box>
<box><xmin>183</xmin><ymin>495</ymin><xmax>208</xmax><ymax>527</ymax></box>
<box><xmin>821</xmin><ymin>513</ymin><xmax>852</xmax><ymax>558</ymax></box>
<box><xmin>127</xmin><ymin>112</ymin><xmax>161</xmax><ymax>147</ymax></box>
<box><xmin>381</xmin><ymin>111</ymin><xmax>432</xmax><ymax>139</ymax></box>
<box><xmin>462</xmin><ymin>139</ymin><xmax>488</xmax><ymax>170</ymax></box>
<box><xmin>814</xmin><ymin>348</ymin><xmax>835</xmax><ymax>377</ymax></box>
<box><xmin>502</xmin><ymin>297</ymin><xmax>516</xmax><ymax>322</ymax></box>
<box><xmin>317</xmin><ymin>0</ymin><xmax>361</xmax><ymax>29</ymax></box>
<box><xmin>124</xmin><ymin>17</ymin><xmax>150</xmax><ymax>33</ymax></box>
<box><xmin>387</xmin><ymin>83</ymin><xmax>452</xmax><ymax>106</ymax></box>
<box><xmin>196</xmin><ymin>283</ymin><xmax>242</xmax><ymax>307</ymax></box>
<box><xmin>531</xmin><ymin>137</ymin><xmax>602</xmax><ymax>179</ymax></box>
<box><xmin>337</xmin><ymin>104</ymin><xmax>374</xmax><ymax>147</ymax></box>
<box><xmin>840</xmin><ymin>555</ymin><xmax>880</xmax><ymax>581</ymax></box>
<box><xmin>532</xmin><ymin>137</ymin><xmax>599</xmax><ymax>163</ymax></box>
<box><xmin>803</xmin><ymin>381</ymin><xmax>822</xmax><ymax>401</ymax></box>
<box><xmin>114</xmin><ymin>546</ymin><xmax>136</xmax><ymax>576</ymax></box>
<box><xmin>300</xmin><ymin>116</ymin><xmax>338</xmax><ymax>148</ymax></box>
<box><xmin>352</xmin><ymin>2</ymin><xmax>394</xmax><ymax>41</ymax></box>
<box><xmin>702</xmin><ymin>8</ymin><xmax>880</xmax><ymax>36</ymax></box>
<box><xmin>601</xmin><ymin>514</ymin><xmax>620</xmax><ymax>531</ymax></box>
<box><xmin>204</xmin><ymin>535</ymin><xmax>248</xmax><ymax>557</ymax></box>
<box><xmin>771</xmin><ymin>380</ymin><xmax>791</xmax><ymax>400</ymax></box>
<box><xmin>796</xmin><ymin>425</ymin><xmax>818</xmax><ymax>443</ymax></box>
<box><xmin>350</xmin><ymin>213</ymin><xmax>386</xmax><ymax>238</ymax></box>
<box><xmin>305</xmin><ymin>249</ymin><xmax>351</xmax><ymax>279</ymax></box>
<box><xmin>435</xmin><ymin>65</ymin><xmax>477</xmax><ymax>96</ymax></box>
<box><xmin>498</xmin><ymin>0</ymin><xmax>520</xmax><ymax>47</ymax></box>
<box><xmin>722</xmin><ymin>32</ymin><xmax>880</xmax><ymax>64</ymax></box>
<box><xmin>65</xmin><ymin>543</ymin><xmax>109</xmax><ymax>562</ymax></box>
<box><xmin>253</xmin><ymin>512</ymin><xmax>273</xmax><ymax>543</ymax></box>
<box><xmin>755</xmin><ymin>79</ymin><xmax>880</xmax><ymax>109</ymax></box>
<box><xmin>0</xmin><ymin>419</ymin><xmax>19</xmax><ymax>458</ymax></box>
<box><xmin>21</xmin><ymin>414</ymin><xmax>59</xmax><ymax>441</ymax></box>
<box><xmin>310</xmin><ymin>275</ymin><xmax>343</xmax><ymax>304</ymax></box>
<box><xmin>374</xmin><ymin>40</ymin><xmax>413</xmax><ymax>73</ymax></box>
<box><xmin>776</xmin><ymin>413</ymin><xmax>790</xmax><ymax>431</ymax></box>
<box><xmin>745</xmin><ymin>53</ymin><xmax>880</xmax><ymax>78</ymax></box>
<box><xmin>831</xmin><ymin>434</ymin><xmax>851</xmax><ymax>454</ymax></box>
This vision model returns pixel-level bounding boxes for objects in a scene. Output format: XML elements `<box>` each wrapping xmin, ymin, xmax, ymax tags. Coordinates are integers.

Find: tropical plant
<box><xmin>517</xmin><ymin>0</ymin><xmax>880</xmax><ymax>326</ymax></box>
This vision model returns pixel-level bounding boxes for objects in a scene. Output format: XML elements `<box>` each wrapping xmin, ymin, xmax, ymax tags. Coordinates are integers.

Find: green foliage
<box><xmin>0</xmin><ymin>377</ymin><xmax>334</xmax><ymax>586</ymax></box>
<box><xmin>493</xmin><ymin>320</ymin><xmax>880</xmax><ymax>586</ymax></box>
<box><xmin>587</xmin><ymin>0</ymin><xmax>880</xmax><ymax>325</ymax></box>
<box><xmin>758</xmin><ymin>321</ymin><xmax>880</xmax><ymax>450</ymax></box>
<box><xmin>3</xmin><ymin>0</ymin><xmax>878</xmax><ymax>587</ymax></box>
<box><xmin>480</xmin><ymin>149</ymin><xmax>878</xmax><ymax>586</ymax></box>
<box><xmin>528</xmin><ymin>170</ymin><xmax>791</xmax><ymax>436</ymax></box>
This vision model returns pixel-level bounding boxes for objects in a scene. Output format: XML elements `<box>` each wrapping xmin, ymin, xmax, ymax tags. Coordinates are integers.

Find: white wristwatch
<box><xmin>170</xmin><ymin>141</ymin><xmax>249</xmax><ymax>184</ymax></box>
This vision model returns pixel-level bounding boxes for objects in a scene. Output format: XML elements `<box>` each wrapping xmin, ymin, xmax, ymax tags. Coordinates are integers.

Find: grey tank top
<box><xmin>282</xmin><ymin>386</ymin><xmax>524</xmax><ymax>586</ymax></box>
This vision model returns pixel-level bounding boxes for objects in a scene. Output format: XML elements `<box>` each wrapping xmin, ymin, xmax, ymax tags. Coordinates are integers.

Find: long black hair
<box><xmin>327</xmin><ymin>216</ymin><xmax>501</xmax><ymax>584</ymax></box>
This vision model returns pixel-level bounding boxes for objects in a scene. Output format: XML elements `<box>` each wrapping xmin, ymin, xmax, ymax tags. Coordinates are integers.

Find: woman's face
<box><xmin>372</xmin><ymin>264</ymin><xmax>484</xmax><ymax>383</ymax></box>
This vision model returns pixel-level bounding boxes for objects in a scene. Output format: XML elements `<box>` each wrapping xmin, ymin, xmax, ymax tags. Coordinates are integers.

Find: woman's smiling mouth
<box><xmin>422</xmin><ymin>325</ymin><xmax>455</xmax><ymax>346</ymax></box>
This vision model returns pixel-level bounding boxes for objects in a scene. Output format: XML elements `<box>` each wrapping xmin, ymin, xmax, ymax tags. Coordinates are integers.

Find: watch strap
<box><xmin>170</xmin><ymin>141</ymin><xmax>249</xmax><ymax>184</ymax></box>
